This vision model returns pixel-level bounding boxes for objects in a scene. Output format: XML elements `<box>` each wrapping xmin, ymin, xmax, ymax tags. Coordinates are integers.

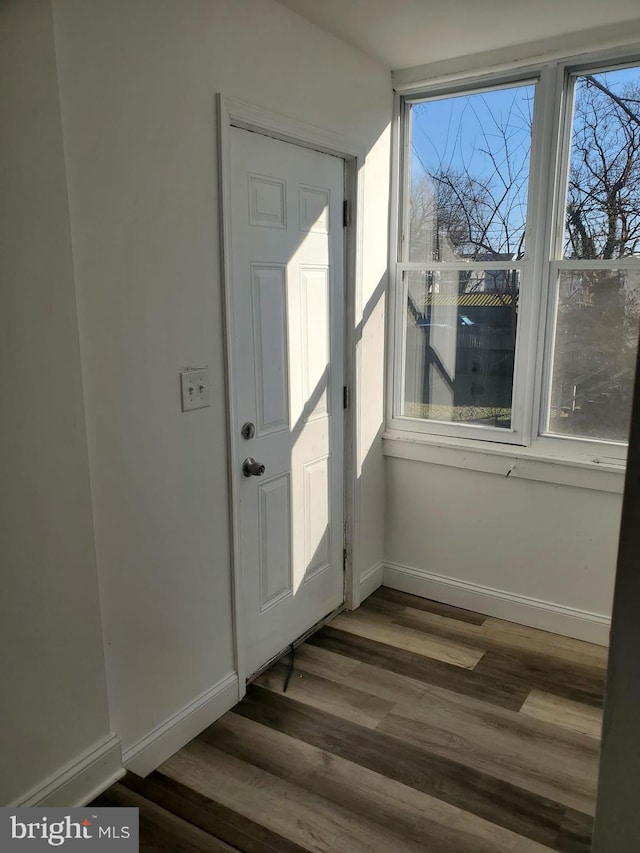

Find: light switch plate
<box><xmin>180</xmin><ymin>367</ymin><xmax>210</xmax><ymax>412</ymax></box>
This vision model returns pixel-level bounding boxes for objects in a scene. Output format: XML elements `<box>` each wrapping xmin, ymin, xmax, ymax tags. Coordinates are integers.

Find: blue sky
<box><xmin>411</xmin><ymin>66</ymin><xmax>640</xmax><ymax>185</ymax></box>
<box><xmin>410</xmin><ymin>83</ymin><xmax>534</xmax><ymax>256</ymax></box>
<box><xmin>411</xmin><ymin>83</ymin><xmax>534</xmax><ymax>187</ymax></box>
<box><xmin>410</xmin><ymin>66</ymin><xmax>640</xmax><ymax>258</ymax></box>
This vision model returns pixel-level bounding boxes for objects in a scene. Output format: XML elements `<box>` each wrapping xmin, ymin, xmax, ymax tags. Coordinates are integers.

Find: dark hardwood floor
<box><xmin>94</xmin><ymin>588</ymin><xmax>607</xmax><ymax>851</ymax></box>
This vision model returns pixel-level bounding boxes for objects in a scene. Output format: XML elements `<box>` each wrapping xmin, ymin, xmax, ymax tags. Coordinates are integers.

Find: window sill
<box><xmin>382</xmin><ymin>430</ymin><xmax>626</xmax><ymax>494</ymax></box>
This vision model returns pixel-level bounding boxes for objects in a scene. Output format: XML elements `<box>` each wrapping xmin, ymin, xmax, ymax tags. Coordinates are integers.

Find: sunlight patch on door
<box><xmin>300</xmin><ymin>266</ymin><xmax>330</xmax><ymax>421</ymax></box>
<box><xmin>303</xmin><ymin>455</ymin><xmax>331</xmax><ymax>585</ymax></box>
<box><xmin>299</xmin><ymin>184</ymin><xmax>329</xmax><ymax>234</ymax></box>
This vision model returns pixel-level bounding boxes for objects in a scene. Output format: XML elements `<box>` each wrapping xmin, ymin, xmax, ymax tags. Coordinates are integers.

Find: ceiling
<box><xmin>275</xmin><ymin>0</ymin><xmax>640</xmax><ymax>71</ymax></box>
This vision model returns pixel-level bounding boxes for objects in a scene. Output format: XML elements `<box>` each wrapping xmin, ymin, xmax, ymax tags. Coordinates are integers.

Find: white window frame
<box><xmin>387</xmin><ymin>51</ymin><xmax>640</xmax><ymax>467</ymax></box>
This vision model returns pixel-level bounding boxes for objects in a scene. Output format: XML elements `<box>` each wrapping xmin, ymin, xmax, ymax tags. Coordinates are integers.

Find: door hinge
<box><xmin>343</xmin><ymin>385</ymin><xmax>349</xmax><ymax>409</ymax></box>
<box><xmin>343</xmin><ymin>548</ymin><xmax>348</xmax><ymax>571</ymax></box>
<box><xmin>343</xmin><ymin>199</ymin><xmax>350</xmax><ymax>228</ymax></box>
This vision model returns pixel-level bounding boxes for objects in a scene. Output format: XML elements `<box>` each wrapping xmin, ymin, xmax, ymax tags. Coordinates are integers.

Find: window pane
<box><xmin>548</xmin><ymin>268</ymin><xmax>640</xmax><ymax>441</ymax></box>
<box><xmin>564</xmin><ymin>66</ymin><xmax>640</xmax><ymax>259</ymax></box>
<box><xmin>403</xmin><ymin>268</ymin><xmax>519</xmax><ymax>428</ymax></box>
<box><xmin>408</xmin><ymin>84</ymin><xmax>534</xmax><ymax>263</ymax></box>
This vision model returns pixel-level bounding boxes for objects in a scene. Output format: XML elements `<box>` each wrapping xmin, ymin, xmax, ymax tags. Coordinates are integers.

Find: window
<box><xmin>391</xmin><ymin>58</ymin><xmax>640</xmax><ymax>459</ymax></box>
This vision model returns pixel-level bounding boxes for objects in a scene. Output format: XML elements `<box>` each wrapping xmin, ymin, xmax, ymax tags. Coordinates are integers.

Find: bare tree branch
<box><xmin>584</xmin><ymin>74</ymin><xmax>640</xmax><ymax>128</ymax></box>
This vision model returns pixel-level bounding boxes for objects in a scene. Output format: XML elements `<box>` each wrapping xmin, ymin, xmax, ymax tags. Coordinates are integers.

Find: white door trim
<box><xmin>216</xmin><ymin>95</ymin><xmax>364</xmax><ymax>698</ymax></box>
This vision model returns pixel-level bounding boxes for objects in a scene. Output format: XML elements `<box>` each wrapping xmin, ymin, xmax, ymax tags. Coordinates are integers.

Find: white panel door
<box><xmin>229</xmin><ymin>127</ymin><xmax>344</xmax><ymax>678</ymax></box>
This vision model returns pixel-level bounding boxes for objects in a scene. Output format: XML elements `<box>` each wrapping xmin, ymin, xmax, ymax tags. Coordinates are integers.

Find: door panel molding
<box><xmin>217</xmin><ymin>95</ymin><xmax>363</xmax><ymax>696</ymax></box>
<box><xmin>250</xmin><ymin>263</ymin><xmax>290</xmax><ymax>435</ymax></box>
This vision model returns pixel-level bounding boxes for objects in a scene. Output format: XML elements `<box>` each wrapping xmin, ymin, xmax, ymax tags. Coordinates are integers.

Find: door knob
<box><xmin>242</xmin><ymin>457</ymin><xmax>266</xmax><ymax>477</ymax></box>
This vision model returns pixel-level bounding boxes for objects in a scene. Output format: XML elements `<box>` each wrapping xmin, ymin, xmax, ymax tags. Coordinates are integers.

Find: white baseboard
<box><xmin>359</xmin><ymin>561</ymin><xmax>384</xmax><ymax>603</ymax></box>
<box><xmin>383</xmin><ymin>562</ymin><xmax>611</xmax><ymax>646</ymax></box>
<box><xmin>14</xmin><ymin>735</ymin><xmax>123</xmax><ymax>807</ymax></box>
<box><xmin>122</xmin><ymin>672</ymin><xmax>238</xmax><ymax>777</ymax></box>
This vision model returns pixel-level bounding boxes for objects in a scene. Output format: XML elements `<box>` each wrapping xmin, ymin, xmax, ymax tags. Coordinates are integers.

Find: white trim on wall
<box><xmin>384</xmin><ymin>561</ymin><xmax>611</xmax><ymax>646</ymax></box>
<box><xmin>359</xmin><ymin>561</ymin><xmax>384</xmax><ymax>602</ymax></box>
<box><xmin>217</xmin><ymin>95</ymin><xmax>366</xmax><ymax>687</ymax></box>
<box><xmin>13</xmin><ymin>735</ymin><xmax>123</xmax><ymax>807</ymax></box>
<box><xmin>123</xmin><ymin>672</ymin><xmax>238</xmax><ymax>777</ymax></box>
<box><xmin>219</xmin><ymin>97</ymin><xmax>366</xmax><ymax>161</ymax></box>
<box><xmin>383</xmin><ymin>432</ymin><xmax>626</xmax><ymax>494</ymax></box>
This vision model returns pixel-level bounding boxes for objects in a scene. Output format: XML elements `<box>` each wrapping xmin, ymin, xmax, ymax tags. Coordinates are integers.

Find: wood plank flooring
<box><xmin>95</xmin><ymin>588</ymin><xmax>606</xmax><ymax>852</ymax></box>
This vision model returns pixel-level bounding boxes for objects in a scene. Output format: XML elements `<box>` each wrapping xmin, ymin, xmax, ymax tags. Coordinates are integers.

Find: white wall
<box><xmin>385</xmin><ymin>457</ymin><xmax>621</xmax><ymax>640</ymax></box>
<box><xmin>0</xmin><ymin>0</ymin><xmax>115</xmax><ymax>805</ymax></box>
<box><xmin>51</xmin><ymin>0</ymin><xmax>390</xmax><ymax>760</ymax></box>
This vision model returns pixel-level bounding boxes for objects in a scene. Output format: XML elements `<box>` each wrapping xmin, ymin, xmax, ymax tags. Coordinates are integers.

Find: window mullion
<box><xmin>399</xmin><ymin>99</ymin><xmax>412</xmax><ymax>263</ymax></box>
<box><xmin>527</xmin><ymin>62</ymin><xmax>568</xmax><ymax>443</ymax></box>
<box><xmin>393</xmin><ymin>263</ymin><xmax>408</xmax><ymax>418</ymax></box>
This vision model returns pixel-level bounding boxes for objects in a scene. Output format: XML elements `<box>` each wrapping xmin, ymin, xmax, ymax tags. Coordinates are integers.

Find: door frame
<box><xmin>217</xmin><ymin>95</ymin><xmax>365</xmax><ymax>697</ymax></box>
